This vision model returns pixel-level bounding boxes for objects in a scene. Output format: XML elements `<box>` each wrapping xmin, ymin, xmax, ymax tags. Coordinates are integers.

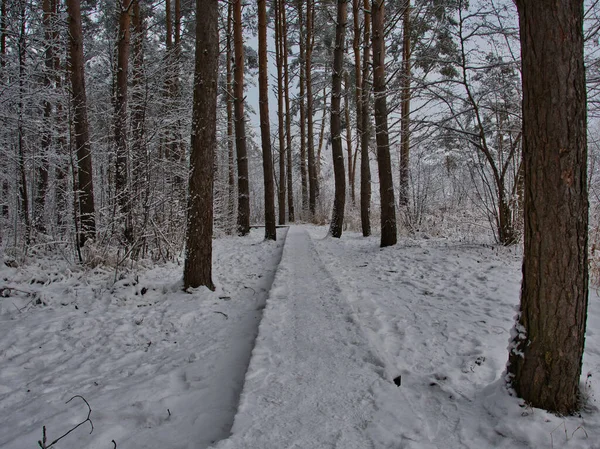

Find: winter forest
<box><xmin>1</xmin><ymin>0</ymin><xmax>600</xmax><ymax>447</ymax></box>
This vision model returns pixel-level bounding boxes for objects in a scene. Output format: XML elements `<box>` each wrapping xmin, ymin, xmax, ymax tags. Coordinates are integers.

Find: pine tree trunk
<box><xmin>306</xmin><ymin>0</ymin><xmax>318</xmax><ymax>218</ymax></box>
<box><xmin>233</xmin><ymin>0</ymin><xmax>250</xmax><ymax>235</ymax></box>
<box><xmin>67</xmin><ymin>0</ymin><xmax>96</xmax><ymax>246</ymax></box>
<box><xmin>508</xmin><ymin>0</ymin><xmax>588</xmax><ymax>414</ymax></box>
<box><xmin>360</xmin><ymin>0</ymin><xmax>371</xmax><ymax>237</ymax></box>
<box><xmin>352</xmin><ymin>0</ymin><xmax>362</xmax><ymax>207</ymax></box>
<box><xmin>184</xmin><ymin>0</ymin><xmax>217</xmax><ymax>291</ymax></box>
<box><xmin>282</xmin><ymin>0</ymin><xmax>294</xmax><ymax>222</ymax></box>
<box><xmin>131</xmin><ymin>0</ymin><xmax>146</xmax><ymax>212</ymax></box>
<box><xmin>275</xmin><ymin>0</ymin><xmax>286</xmax><ymax>225</ymax></box>
<box><xmin>371</xmin><ymin>0</ymin><xmax>396</xmax><ymax>247</ymax></box>
<box><xmin>398</xmin><ymin>0</ymin><xmax>410</xmax><ymax>206</ymax></box>
<box><xmin>297</xmin><ymin>0</ymin><xmax>308</xmax><ymax>214</ymax></box>
<box><xmin>329</xmin><ymin>0</ymin><xmax>347</xmax><ymax>238</ymax></box>
<box><xmin>257</xmin><ymin>0</ymin><xmax>276</xmax><ymax>240</ymax></box>
<box><xmin>114</xmin><ymin>1</ymin><xmax>132</xmax><ymax>245</ymax></box>
<box><xmin>226</xmin><ymin>1</ymin><xmax>236</xmax><ymax>233</ymax></box>
<box><xmin>316</xmin><ymin>88</ymin><xmax>327</xmax><ymax>180</ymax></box>
<box><xmin>344</xmin><ymin>72</ymin><xmax>354</xmax><ymax>204</ymax></box>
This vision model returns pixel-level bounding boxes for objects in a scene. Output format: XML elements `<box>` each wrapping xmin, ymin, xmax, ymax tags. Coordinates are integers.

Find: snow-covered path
<box><xmin>216</xmin><ymin>227</ymin><xmax>392</xmax><ymax>449</ymax></box>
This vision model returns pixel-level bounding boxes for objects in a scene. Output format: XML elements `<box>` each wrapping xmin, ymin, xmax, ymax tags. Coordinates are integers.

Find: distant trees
<box><xmin>508</xmin><ymin>0</ymin><xmax>589</xmax><ymax>414</ymax></box>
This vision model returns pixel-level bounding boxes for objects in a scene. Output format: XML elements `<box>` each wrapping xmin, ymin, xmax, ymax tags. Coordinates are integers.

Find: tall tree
<box><xmin>226</xmin><ymin>0</ymin><xmax>236</xmax><ymax>233</ymax></box>
<box><xmin>17</xmin><ymin>0</ymin><xmax>30</xmax><ymax>244</ymax></box>
<box><xmin>67</xmin><ymin>0</ymin><xmax>96</xmax><ymax>246</ymax></box>
<box><xmin>351</xmin><ymin>0</ymin><xmax>362</xmax><ymax>205</ymax></box>
<box><xmin>371</xmin><ymin>0</ymin><xmax>396</xmax><ymax>247</ymax></box>
<box><xmin>398</xmin><ymin>0</ymin><xmax>411</xmax><ymax>206</ymax></box>
<box><xmin>360</xmin><ymin>0</ymin><xmax>372</xmax><ymax>237</ymax></box>
<box><xmin>114</xmin><ymin>0</ymin><xmax>133</xmax><ymax>245</ymax></box>
<box><xmin>183</xmin><ymin>0</ymin><xmax>218</xmax><ymax>290</ymax></box>
<box><xmin>329</xmin><ymin>0</ymin><xmax>347</xmax><ymax>238</ymax></box>
<box><xmin>508</xmin><ymin>0</ymin><xmax>588</xmax><ymax>414</ymax></box>
<box><xmin>233</xmin><ymin>0</ymin><xmax>250</xmax><ymax>235</ymax></box>
<box><xmin>282</xmin><ymin>0</ymin><xmax>294</xmax><ymax>222</ymax></box>
<box><xmin>306</xmin><ymin>0</ymin><xmax>318</xmax><ymax>217</ymax></box>
<box><xmin>275</xmin><ymin>0</ymin><xmax>286</xmax><ymax>225</ymax></box>
<box><xmin>257</xmin><ymin>0</ymin><xmax>276</xmax><ymax>240</ymax></box>
<box><xmin>297</xmin><ymin>0</ymin><xmax>308</xmax><ymax>213</ymax></box>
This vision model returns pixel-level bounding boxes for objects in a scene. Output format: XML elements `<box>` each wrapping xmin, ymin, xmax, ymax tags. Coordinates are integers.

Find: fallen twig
<box><xmin>38</xmin><ymin>395</ymin><xmax>93</xmax><ymax>449</ymax></box>
<box><xmin>213</xmin><ymin>311</ymin><xmax>229</xmax><ymax>319</ymax></box>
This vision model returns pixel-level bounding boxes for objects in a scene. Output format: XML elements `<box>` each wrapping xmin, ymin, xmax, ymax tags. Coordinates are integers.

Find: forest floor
<box><xmin>0</xmin><ymin>225</ymin><xmax>599</xmax><ymax>448</ymax></box>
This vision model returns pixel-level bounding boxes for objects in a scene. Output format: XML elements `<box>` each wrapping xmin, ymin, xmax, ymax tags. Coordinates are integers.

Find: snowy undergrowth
<box><xmin>309</xmin><ymin>226</ymin><xmax>600</xmax><ymax>449</ymax></box>
<box><xmin>0</xmin><ymin>228</ymin><xmax>287</xmax><ymax>449</ymax></box>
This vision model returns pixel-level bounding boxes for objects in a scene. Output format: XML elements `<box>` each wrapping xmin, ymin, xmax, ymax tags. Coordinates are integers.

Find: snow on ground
<box><xmin>0</xmin><ymin>228</ymin><xmax>286</xmax><ymax>449</ymax></box>
<box><xmin>308</xmin><ymin>226</ymin><xmax>600</xmax><ymax>448</ymax></box>
<box><xmin>1</xmin><ymin>224</ymin><xmax>600</xmax><ymax>449</ymax></box>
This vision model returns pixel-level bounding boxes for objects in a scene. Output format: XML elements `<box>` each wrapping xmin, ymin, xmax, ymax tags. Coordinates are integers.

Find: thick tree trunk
<box><xmin>306</xmin><ymin>0</ymin><xmax>318</xmax><ymax>217</ymax></box>
<box><xmin>184</xmin><ymin>0</ymin><xmax>217</xmax><ymax>291</ymax></box>
<box><xmin>329</xmin><ymin>0</ymin><xmax>347</xmax><ymax>238</ymax></box>
<box><xmin>360</xmin><ymin>0</ymin><xmax>371</xmax><ymax>237</ymax></box>
<box><xmin>275</xmin><ymin>0</ymin><xmax>286</xmax><ymax>225</ymax></box>
<box><xmin>297</xmin><ymin>0</ymin><xmax>308</xmax><ymax>214</ymax></box>
<box><xmin>257</xmin><ymin>0</ymin><xmax>276</xmax><ymax>240</ymax></box>
<box><xmin>114</xmin><ymin>1</ymin><xmax>133</xmax><ymax>245</ymax></box>
<box><xmin>398</xmin><ymin>0</ymin><xmax>410</xmax><ymax>206</ymax></box>
<box><xmin>67</xmin><ymin>0</ymin><xmax>96</xmax><ymax>246</ymax></box>
<box><xmin>282</xmin><ymin>1</ymin><xmax>294</xmax><ymax>222</ymax></box>
<box><xmin>233</xmin><ymin>0</ymin><xmax>250</xmax><ymax>235</ymax></box>
<box><xmin>226</xmin><ymin>1</ymin><xmax>236</xmax><ymax>233</ymax></box>
<box><xmin>371</xmin><ymin>0</ymin><xmax>396</xmax><ymax>247</ymax></box>
<box><xmin>508</xmin><ymin>0</ymin><xmax>588</xmax><ymax>414</ymax></box>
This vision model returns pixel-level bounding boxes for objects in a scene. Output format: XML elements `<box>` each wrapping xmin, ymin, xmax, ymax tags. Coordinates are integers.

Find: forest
<box><xmin>0</xmin><ymin>0</ymin><xmax>599</xmax><ymax>447</ymax></box>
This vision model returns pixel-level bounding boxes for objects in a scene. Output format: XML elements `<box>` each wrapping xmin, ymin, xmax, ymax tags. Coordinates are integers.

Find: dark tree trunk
<box><xmin>344</xmin><ymin>72</ymin><xmax>354</xmax><ymax>204</ymax></box>
<box><xmin>183</xmin><ymin>0</ymin><xmax>218</xmax><ymax>291</ymax></box>
<box><xmin>282</xmin><ymin>0</ymin><xmax>294</xmax><ymax>222</ymax></box>
<box><xmin>233</xmin><ymin>0</ymin><xmax>250</xmax><ymax>235</ymax></box>
<box><xmin>508</xmin><ymin>0</ymin><xmax>588</xmax><ymax>414</ymax></box>
<box><xmin>37</xmin><ymin>0</ymin><xmax>55</xmax><ymax>233</ymax></box>
<box><xmin>352</xmin><ymin>0</ymin><xmax>362</xmax><ymax>207</ymax></box>
<box><xmin>67</xmin><ymin>0</ymin><xmax>96</xmax><ymax>246</ymax></box>
<box><xmin>114</xmin><ymin>1</ymin><xmax>133</xmax><ymax>245</ymax></box>
<box><xmin>329</xmin><ymin>0</ymin><xmax>347</xmax><ymax>238</ymax></box>
<box><xmin>371</xmin><ymin>0</ymin><xmax>396</xmax><ymax>247</ymax></box>
<box><xmin>275</xmin><ymin>0</ymin><xmax>286</xmax><ymax>225</ymax></box>
<box><xmin>257</xmin><ymin>0</ymin><xmax>276</xmax><ymax>240</ymax></box>
<box><xmin>398</xmin><ymin>0</ymin><xmax>410</xmax><ymax>206</ymax></box>
<box><xmin>297</xmin><ymin>0</ymin><xmax>308</xmax><ymax>213</ymax></box>
<box><xmin>131</xmin><ymin>0</ymin><xmax>146</xmax><ymax>206</ymax></box>
<box><xmin>306</xmin><ymin>0</ymin><xmax>318</xmax><ymax>217</ymax></box>
<box><xmin>0</xmin><ymin>0</ymin><xmax>7</xmax><ymax>221</ymax></box>
<box><xmin>226</xmin><ymin>1</ymin><xmax>236</xmax><ymax>233</ymax></box>
<box><xmin>360</xmin><ymin>0</ymin><xmax>371</xmax><ymax>237</ymax></box>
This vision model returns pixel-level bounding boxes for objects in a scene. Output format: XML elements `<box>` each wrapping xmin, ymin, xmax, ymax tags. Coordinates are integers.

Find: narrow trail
<box><xmin>215</xmin><ymin>227</ymin><xmax>390</xmax><ymax>449</ymax></box>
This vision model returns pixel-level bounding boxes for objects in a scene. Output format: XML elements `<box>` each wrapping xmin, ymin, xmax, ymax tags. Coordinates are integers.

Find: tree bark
<box><xmin>344</xmin><ymin>72</ymin><xmax>354</xmax><ymax>204</ymax></box>
<box><xmin>371</xmin><ymin>0</ymin><xmax>396</xmax><ymax>247</ymax></box>
<box><xmin>233</xmin><ymin>0</ymin><xmax>250</xmax><ymax>235</ymax></box>
<box><xmin>508</xmin><ymin>0</ymin><xmax>588</xmax><ymax>414</ymax></box>
<box><xmin>276</xmin><ymin>0</ymin><xmax>286</xmax><ymax>225</ymax></box>
<box><xmin>297</xmin><ymin>0</ymin><xmax>308</xmax><ymax>214</ymax></box>
<box><xmin>257</xmin><ymin>0</ymin><xmax>276</xmax><ymax>240</ymax></box>
<box><xmin>398</xmin><ymin>0</ymin><xmax>410</xmax><ymax>206</ymax></box>
<box><xmin>114</xmin><ymin>0</ymin><xmax>133</xmax><ymax>245</ymax></box>
<box><xmin>67</xmin><ymin>0</ymin><xmax>96</xmax><ymax>246</ymax></box>
<box><xmin>360</xmin><ymin>0</ymin><xmax>371</xmax><ymax>237</ymax></box>
<box><xmin>226</xmin><ymin>1</ymin><xmax>236</xmax><ymax>234</ymax></box>
<box><xmin>282</xmin><ymin>0</ymin><xmax>294</xmax><ymax>222</ymax></box>
<box><xmin>352</xmin><ymin>0</ymin><xmax>362</xmax><ymax>207</ymax></box>
<box><xmin>184</xmin><ymin>0</ymin><xmax>218</xmax><ymax>291</ymax></box>
<box><xmin>329</xmin><ymin>0</ymin><xmax>347</xmax><ymax>238</ymax></box>
<box><xmin>18</xmin><ymin>4</ymin><xmax>30</xmax><ymax>244</ymax></box>
<box><xmin>306</xmin><ymin>0</ymin><xmax>318</xmax><ymax>217</ymax></box>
